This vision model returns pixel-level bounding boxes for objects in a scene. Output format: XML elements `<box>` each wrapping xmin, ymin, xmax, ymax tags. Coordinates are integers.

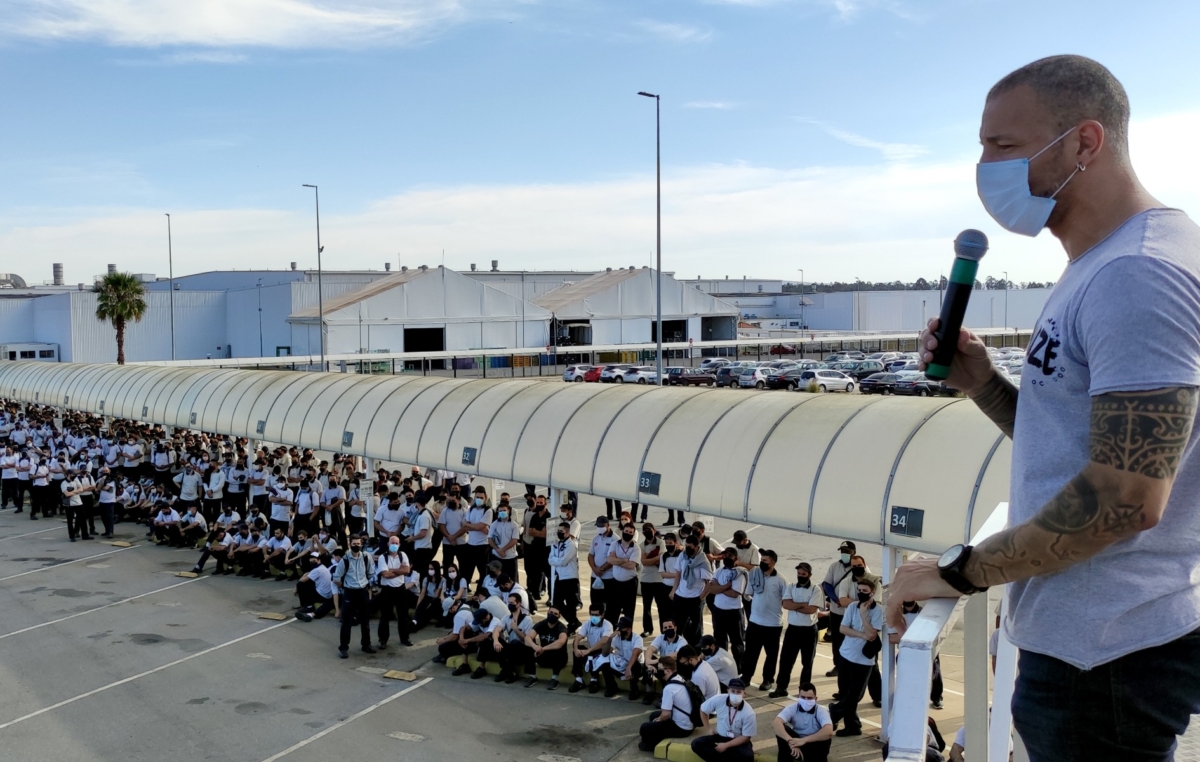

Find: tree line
<box><xmin>782</xmin><ymin>277</ymin><xmax>1054</xmax><ymax>293</ymax></box>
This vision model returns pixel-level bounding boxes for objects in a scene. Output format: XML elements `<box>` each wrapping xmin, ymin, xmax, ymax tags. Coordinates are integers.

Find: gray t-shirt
<box><xmin>1007</xmin><ymin>209</ymin><xmax>1200</xmax><ymax>670</ymax></box>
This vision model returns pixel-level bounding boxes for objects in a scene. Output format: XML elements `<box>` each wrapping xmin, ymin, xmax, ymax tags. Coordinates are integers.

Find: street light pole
<box><xmin>797</xmin><ymin>268</ymin><xmax>805</xmax><ymax>329</ymax></box>
<box><xmin>638</xmin><ymin>91</ymin><xmax>662</xmax><ymax>386</ymax></box>
<box><xmin>301</xmin><ymin>184</ymin><xmax>325</xmax><ymax>371</ymax></box>
<box><xmin>165</xmin><ymin>213</ymin><xmax>175</xmax><ymax>361</ymax></box>
<box><xmin>1003</xmin><ymin>270</ymin><xmax>1009</xmax><ymax>332</ymax></box>
<box><xmin>256</xmin><ymin>278</ymin><xmax>264</xmax><ymax>358</ymax></box>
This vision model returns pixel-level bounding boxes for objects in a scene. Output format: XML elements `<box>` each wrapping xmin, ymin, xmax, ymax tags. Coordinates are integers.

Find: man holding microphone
<box><xmin>889</xmin><ymin>55</ymin><xmax>1200</xmax><ymax>761</ymax></box>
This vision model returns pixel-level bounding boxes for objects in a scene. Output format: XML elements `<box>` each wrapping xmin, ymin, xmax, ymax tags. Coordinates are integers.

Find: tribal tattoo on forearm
<box><xmin>966</xmin><ymin>387</ymin><xmax>1198</xmax><ymax>588</ymax></box>
<box><xmin>971</xmin><ymin>371</ymin><xmax>1019</xmax><ymax>438</ymax></box>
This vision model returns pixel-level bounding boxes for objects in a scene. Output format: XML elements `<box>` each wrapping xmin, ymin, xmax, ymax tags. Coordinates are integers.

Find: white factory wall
<box><xmin>225</xmin><ymin>283</ymin><xmax>296</xmax><ymax>358</ymax></box>
<box><xmin>754</xmin><ymin>288</ymin><xmax>1050</xmax><ymax>332</ymax></box>
<box><xmin>63</xmin><ymin>291</ymin><xmax>227</xmax><ymax>363</ymax></box>
<box><xmin>0</xmin><ymin>299</ymin><xmax>35</xmax><ymax>343</ymax></box>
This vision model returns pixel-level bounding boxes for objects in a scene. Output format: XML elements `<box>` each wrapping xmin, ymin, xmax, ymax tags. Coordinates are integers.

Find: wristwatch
<box><xmin>937</xmin><ymin>544</ymin><xmax>987</xmax><ymax>595</ymax></box>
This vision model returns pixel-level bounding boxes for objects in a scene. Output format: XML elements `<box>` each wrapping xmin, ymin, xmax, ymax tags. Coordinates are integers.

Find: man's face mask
<box><xmin>976</xmin><ymin>126</ymin><xmax>1081</xmax><ymax>236</ymax></box>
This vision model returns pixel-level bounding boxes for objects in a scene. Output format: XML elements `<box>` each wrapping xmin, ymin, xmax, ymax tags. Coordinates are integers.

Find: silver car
<box><xmin>798</xmin><ymin>369</ymin><xmax>856</xmax><ymax>393</ymax></box>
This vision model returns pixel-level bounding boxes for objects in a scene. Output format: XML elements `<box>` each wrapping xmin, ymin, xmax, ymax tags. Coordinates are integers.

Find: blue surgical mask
<box><xmin>498</xmin><ymin>511</ymin><xmax>508</xmax><ymax>521</ymax></box>
<box><xmin>474</xmin><ymin>498</ymin><xmax>483</xmax><ymax>507</ymax></box>
<box><xmin>976</xmin><ymin>126</ymin><xmax>1080</xmax><ymax>237</ymax></box>
<box><xmin>589</xmin><ymin>615</ymin><xmax>601</xmax><ymax>626</ymax></box>
<box><xmin>388</xmin><ymin>544</ymin><xmax>399</xmax><ymax>553</ymax></box>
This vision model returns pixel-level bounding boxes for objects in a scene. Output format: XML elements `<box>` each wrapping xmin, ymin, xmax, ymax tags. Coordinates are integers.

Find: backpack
<box><xmin>681</xmin><ymin>678</ymin><xmax>707</xmax><ymax>728</ymax></box>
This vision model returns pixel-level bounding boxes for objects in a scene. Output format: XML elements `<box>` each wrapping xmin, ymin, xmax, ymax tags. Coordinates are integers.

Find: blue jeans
<box><xmin>1012</xmin><ymin>628</ymin><xmax>1200</xmax><ymax>762</ymax></box>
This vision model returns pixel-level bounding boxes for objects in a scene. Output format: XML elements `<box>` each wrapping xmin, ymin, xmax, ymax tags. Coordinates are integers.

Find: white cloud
<box><xmin>4</xmin><ymin>111</ymin><xmax>1198</xmax><ymax>287</ymax></box>
<box><xmin>634</xmin><ymin>20</ymin><xmax>712</xmax><ymax>43</ymax></box>
<box><xmin>799</xmin><ymin>118</ymin><xmax>928</xmax><ymax>162</ymax></box>
<box><xmin>684</xmin><ymin>101</ymin><xmax>735</xmax><ymax>110</ymax></box>
<box><xmin>0</xmin><ymin>0</ymin><xmax>511</xmax><ymax>49</ymax></box>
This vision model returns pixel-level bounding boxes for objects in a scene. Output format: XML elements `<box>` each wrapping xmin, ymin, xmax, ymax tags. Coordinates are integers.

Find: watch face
<box><xmin>938</xmin><ymin>544</ymin><xmax>964</xmax><ymax>570</ymax></box>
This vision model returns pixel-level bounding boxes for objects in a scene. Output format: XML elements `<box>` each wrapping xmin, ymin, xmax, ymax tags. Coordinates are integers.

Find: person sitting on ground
<box><xmin>179</xmin><ymin>504</ymin><xmax>208</xmax><ymax>547</ymax></box>
<box><xmin>642</xmin><ymin>618</ymin><xmax>687</xmax><ymax>706</ymax></box>
<box><xmin>152</xmin><ymin>501</ymin><xmax>183</xmax><ymax>546</ymax></box>
<box><xmin>692</xmin><ymin>678</ymin><xmax>757</xmax><ymax>762</ymax></box>
<box><xmin>699</xmin><ymin>635</ymin><xmax>740</xmax><ymax>691</ymax></box>
<box><xmin>413</xmin><ymin>560</ymin><xmax>446</xmax><ymax>630</ymax></box>
<box><xmin>263</xmin><ymin>526</ymin><xmax>292</xmax><ymax>580</ymax></box>
<box><xmin>446</xmin><ymin>608</ymin><xmax>502</xmax><ymax>675</ymax></box>
<box><xmin>774</xmin><ymin>683</ymin><xmax>833</xmax><ymax>762</ymax></box>
<box><xmin>601</xmin><ymin>615</ymin><xmax>644</xmax><ymax>700</ymax></box>
<box><xmin>295</xmin><ymin>552</ymin><xmax>336</xmax><ymax>622</ymax></box>
<box><xmin>521</xmin><ymin>603</ymin><xmax>569</xmax><ymax>690</ymax></box>
<box><xmin>234</xmin><ymin>527</ymin><xmax>269</xmax><ymax>577</ymax></box>
<box><xmin>569</xmin><ymin>603</ymin><xmax>614</xmax><ymax>694</ymax></box>
<box><xmin>637</xmin><ymin>655</ymin><xmax>696</xmax><ymax>752</ymax></box>
<box><xmin>432</xmin><ymin>598</ymin><xmax>476</xmax><ymax>665</ymax></box>
<box><xmin>489</xmin><ymin>592</ymin><xmax>535</xmax><ymax>684</ymax></box>
<box><xmin>192</xmin><ymin>528</ymin><xmax>232</xmax><ymax>575</ymax></box>
<box><xmin>441</xmin><ymin>562</ymin><xmax>469</xmax><ymax>619</ymax></box>
<box><xmin>678</xmin><ymin>644</ymin><xmax>721</xmax><ymax>699</ymax></box>
<box><xmin>280</xmin><ymin>530</ymin><xmax>311</xmax><ymax>581</ymax></box>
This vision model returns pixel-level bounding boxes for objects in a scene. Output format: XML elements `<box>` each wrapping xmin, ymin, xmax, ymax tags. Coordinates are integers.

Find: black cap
<box><xmin>838</xmin><ymin>540</ymin><xmax>856</xmax><ymax>552</ymax></box>
<box><xmin>594</xmin><ymin>516</ymin><xmax>609</xmax><ymax>527</ymax></box>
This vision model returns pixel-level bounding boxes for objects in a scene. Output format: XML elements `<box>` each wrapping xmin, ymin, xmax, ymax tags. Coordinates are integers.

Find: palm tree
<box><xmin>94</xmin><ymin>272</ymin><xmax>147</xmax><ymax>365</ymax></box>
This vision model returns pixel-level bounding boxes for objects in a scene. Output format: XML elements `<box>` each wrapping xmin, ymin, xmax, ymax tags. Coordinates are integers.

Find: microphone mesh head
<box><xmin>954</xmin><ymin>229</ymin><xmax>989</xmax><ymax>261</ymax></box>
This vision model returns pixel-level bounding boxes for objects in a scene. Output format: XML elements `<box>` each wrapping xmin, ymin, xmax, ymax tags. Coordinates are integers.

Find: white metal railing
<box><xmin>887</xmin><ymin>502</ymin><xmax>1020</xmax><ymax>762</ymax></box>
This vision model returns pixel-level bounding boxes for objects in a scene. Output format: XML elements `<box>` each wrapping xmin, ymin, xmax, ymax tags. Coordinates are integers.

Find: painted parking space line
<box><xmin>259</xmin><ymin>677</ymin><xmax>434</xmax><ymax>762</ymax></box>
<box><xmin>0</xmin><ymin>526</ymin><xmax>61</xmax><ymax>543</ymax></box>
<box><xmin>0</xmin><ymin>577</ymin><xmax>205</xmax><ymax>641</ymax></box>
<box><xmin>0</xmin><ymin>619</ymin><xmax>294</xmax><ymax>731</ymax></box>
<box><xmin>0</xmin><ymin>546</ymin><xmax>137</xmax><ymax>582</ymax></box>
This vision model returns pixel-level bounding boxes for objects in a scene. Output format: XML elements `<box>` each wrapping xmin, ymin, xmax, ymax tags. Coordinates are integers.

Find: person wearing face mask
<box><xmin>336</xmin><ymin>537</ymin><xmax>378</xmax><ymax>658</ymax></box>
<box><xmin>642</xmin><ymin>618</ymin><xmax>687</xmax><ymax>706</ymax></box>
<box><xmin>548</xmin><ymin>521</ymin><xmax>580</xmax><ymax>632</ymax></box>
<box><xmin>602</xmin><ymin>615</ymin><xmax>644</xmax><ymax>700</ymax></box>
<box><xmin>707</xmin><ymin>547</ymin><xmax>748</xmax><ymax>668</ymax></box>
<box><xmin>775</xmin><ymin>562</ymin><xmax>822</xmax><ymax>698</ymax></box>
<box><xmin>486</xmin><ymin>500</ymin><xmax>519</xmax><ymax>581</ymax></box>
<box><xmin>639</xmin><ymin>523</ymin><xmax>669</xmax><ymax>637</ymax></box>
<box><xmin>774</xmin><ymin>683</ymin><xmax>833</xmax><ymax>762</ymax></box>
<box><xmin>671</xmin><ymin>535</ymin><xmax>712</xmax><ymax>647</ymax></box>
<box><xmin>828</xmin><ymin>578</ymin><xmax>882</xmax><ymax>737</ymax></box>
<box><xmin>691</xmin><ymin>678</ymin><xmax>757</xmax><ymax>762</ymax></box>
<box><xmin>521</xmin><ymin>495</ymin><xmax>550</xmax><ymax>609</ymax></box>
<box><xmin>295</xmin><ymin>552</ymin><xmax>336</xmax><ymax>622</ymax></box>
<box><xmin>480</xmin><ymin>592</ymin><xmax>533</xmax><ymax>683</ymax></box>
<box><xmin>521</xmin><ymin>604</ymin><xmax>569</xmax><ymax>690</ymax></box>
<box><xmin>678</xmin><ymin>645</ymin><xmax>721</xmax><ymax>700</ymax></box>
<box><xmin>569</xmin><ymin>603</ymin><xmax>614</xmax><ymax>694</ymax></box>
<box><xmin>588</xmin><ymin>516</ymin><xmax>617</xmax><ymax>615</ymax></box>
<box><xmin>741</xmin><ymin>549</ymin><xmax>787</xmax><ymax>693</ymax></box>
<box><xmin>821</xmin><ymin>540</ymin><xmax>855</xmax><ymax>660</ymax></box>
<box><xmin>437</xmin><ymin>493</ymin><xmax>468</xmax><ymax>572</ymax></box>
<box><xmin>413</xmin><ymin>560</ymin><xmax>446</xmax><ymax>630</ymax></box>
<box><xmin>445</xmin><ymin>608</ymin><xmax>501</xmax><ymax>674</ymax></box>
<box><xmin>201</xmin><ymin>463</ymin><xmax>225</xmax><ymax>525</ymax></box>
<box><xmin>375</xmin><ymin>535</ymin><xmax>414</xmax><ymax>649</ymax></box>
<box><xmin>440</xmin><ymin>563</ymin><xmax>469</xmax><ymax>619</ymax></box>
<box><xmin>460</xmin><ymin>487</ymin><xmax>493</xmax><ymax>587</ymax></box>
<box><xmin>698</xmin><ymin>635</ymin><xmax>740</xmax><ymax>691</ymax></box>
<box><xmin>605</xmin><ymin>522</ymin><xmax>641</xmax><ymax>627</ymax></box>
<box><xmin>637</xmin><ymin>655</ymin><xmax>696</xmax><ymax>752</ymax></box>
<box><xmin>403</xmin><ymin>491</ymin><xmax>435</xmax><ymax>581</ymax></box>
<box><xmin>234</xmin><ymin>527</ymin><xmax>270</xmax><ymax>576</ymax></box>
<box><xmin>826</xmin><ymin>551</ymin><xmax>873</xmax><ymax>678</ymax></box>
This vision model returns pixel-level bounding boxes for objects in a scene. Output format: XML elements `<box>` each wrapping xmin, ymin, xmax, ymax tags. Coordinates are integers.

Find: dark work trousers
<box><xmin>436</xmin><ymin>636</ymin><xmax>479</xmax><ymax>660</ymax></box>
<box><xmin>828</xmin><ymin>612</ymin><xmax>845</xmax><ymax>672</ymax></box>
<box><xmin>154</xmin><ymin>523</ymin><xmax>182</xmax><ymax>545</ymax></box>
<box><xmin>1012</xmin><ymin>628</ymin><xmax>1200</xmax><ymax>762</ymax></box>
<box><xmin>33</xmin><ymin>484</ymin><xmax>52</xmax><ymax>517</ymax></box>
<box><xmin>495</xmin><ymin>555</ymin><xmax>518</xmax><ymax>583</ymax></box>
<box><xmin>1</xmin><ymin>477</ymin><xmax>17</xmax><ymax>508</ymax></box>
<box><xmin>589</xmin><ymin>577</ymin><xmax>609</xmax><ymax>616</ymax></box>
<box><xmin>293</xmin><ymin>512</ymin><xmax>314</xmax><ymax>539</ymax></box>
<box><xmin>195</xmin><ymin>546</ymin><xmax>229</xmax><ymax>574</ymax></box>
<box><xmin>268</xmin><ymin>518</ymin><xmax>290</xmax><ymax>538</ymax></box>
<box><xmin>224</xmin><ymin>490</ymin><xmax>247</xmax><ymax>513</ymax></box>
<box><xmin>410</xmin><ymin>547</ymin><xmax>434</xmax><ymax>582</ymax></box>
<box><xmin>339</xmin><ymin>587</ymin><xmax>373</xmax><ymax>650</ymax></box>
<box><xmin>552</xmin><ymin>577</ymin><xmax>580</xmax><ymax>630</ymax></box>
<box><xmin>930</xmin><ymin>654</ymin><xmax>943</xmax><ymax>703</ymax></box>
<box><xmin>14</xmin><ymin>480</ymin><xmax>29</xmax><ymax>512</ymax></box>
<box><xmin>711</xmin><ymin>605</ymin><xmax>747</xmax><ymax>666</ymax></box>
<box><xmin>495</xmin><ymin>639</ymin><xmax>529</xmax><ymax>675</ymax></box>
<box><xmin>741</xmin><ymin>623</ymin><xmax>783</xmax><ymax>685</ymax></box>
<box><xmin>375</xmin><ymin>585</ymin><xmax>412</xmax><ymax>645</ymax></box>
<box><xmin>869</xmin><ymin>661</ymin><xmax>882</xmax><ymax>704</ymax></box>
<box><xmin>347</xmin><ymin>515</ymin><xmax>365</xmax><ymax>537</ymax></box>
<box><xmin>692</xmin><ymin>734</ymin><xmax>755</xmax><ymax>762</ymax></box>
<box><xmin>202</xmin><ymin>498</ymin><xmax>223</xmax><ymax>525</ymax></box>
<box><xmin>96</xmin><ymin>501</ymin><xmax>116</xmax><ymax>536</ymax></box>
<box><xmin>527</xmin><ymin>644</ymin><xmax>568</xmax><ymax>676</ymax></box>
<box><xmin>674</xmin><ymin>594</ymin><xmax>705</xmax><ymax>646</ymax></box>
<box><xmin>829</xmin><ymin>659</ymin><xmax>872</xmax><ymax>733</ymax></box>
<box><xmin>66</xmin><ymin>503</ymin><xmax>91</xmax><ymax>540</ymax></box>
<box><xmin>605</xmin><ymin>498</ymin><xmax>622</xmax><ymax>520</ymax></box>
<box><xmin>776</xmin><ymin>727</ymin><xmax>831</xmax><ymax>762</ymax></box>
<box><xmin>777</xmin><ymin>623</ymin><xmax>818</xmax><ymax>690</ymax></box>
<box><xmin>523</xmin><ymin>543</ymin><xmax>549</xmax><ymax>599</ymax></box>
<box><xmin>602</xmin><ymin>660</ymin><xmax>644</xmax><ymax>695</ymax></box>
<box><xmin>459</xmin><ymin>544</ymin><xmax>488</xmax><ymax>588</ymax></box>
<box><xmin>665</xmin><ymin>509</ymin><xmax>686</xmax><ymax>526</ymax></box>
<box><xmin>296</xmin><ymin>579</ymin><xmax>334</xmax><ymax>619</ymax></box>
<box><xmin>80</xmin><ymin>494</ymin><xmax>96</xmax><ymax>535</ymax></box>
<box><xmin>641</xmin><ymin>581</ymin><xmax>672</xmax><ymax>634</ymax></box>
<box><xmin>438</xmin><ymin>543</ymin><xmax>457</xmax><ymax>573</ymax></box>
<box><xmin>639</xmin><ymin>710</ymin><xmax>693</xmax><ymax>750</ymax></box>
<box><xmin>606</xmin><ymin>578</ymin><xmax>638</xmax><ymax>627</ymax></box>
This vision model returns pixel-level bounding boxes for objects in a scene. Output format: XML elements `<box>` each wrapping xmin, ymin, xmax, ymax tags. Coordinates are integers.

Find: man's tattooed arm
<box><xmin>964</xmin><ymin>387</ymin><xmax>1197</xmax><ymax>588</ymax></box>
<box><xmin>970</xmin><ymin>370</ymin><xmax>1020</xmax><ymax>439</ymax></box>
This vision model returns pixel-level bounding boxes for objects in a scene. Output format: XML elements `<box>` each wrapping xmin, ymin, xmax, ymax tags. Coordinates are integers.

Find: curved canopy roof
<box><xmin>0</xmin><ymin>362</ymin><xmax>1010</xmax><ymax>553</ymax></box>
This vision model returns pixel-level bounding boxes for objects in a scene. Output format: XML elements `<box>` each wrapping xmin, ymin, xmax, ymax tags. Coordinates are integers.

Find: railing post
<box><xmin>964</xmin><ymin>592</ymin><xmax>991</xmax><ymax>762</ymax></box>
<box><xmin>880</xmin><ymin>545</ymin><xmax>903</xmax><ymax>743</ymax></box>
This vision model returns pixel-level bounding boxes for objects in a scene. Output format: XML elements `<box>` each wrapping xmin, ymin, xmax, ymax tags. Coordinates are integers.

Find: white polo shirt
<box><xmin>712</xmin><ymin>567</ymin><xmax>747</xmax><ymax>611</ymax></box>
<box><xmin>608</xmin><ymin>538</ymin><xmax>641</xmax><ymax>582</ymax></box>
<box><xmin>700</xmin><ymin>694</ymin><xmax>757</xmax><ymax>739</ymax></box>
<box><xmin>660</xmin><ymin>676</ymin><xmax>694</xmax><ymax>731</ymax></box>
<box><xmin>786</xmin><ymin>581</ymin><xmax>824</xmax><ymax>628</ymax></box>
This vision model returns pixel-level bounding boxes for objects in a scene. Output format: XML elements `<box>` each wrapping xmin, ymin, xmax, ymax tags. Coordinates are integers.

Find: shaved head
<box><xmin>988</xmin><ymin>55</ymin><xmax>1130</xmax><ymax>162</ymax></box>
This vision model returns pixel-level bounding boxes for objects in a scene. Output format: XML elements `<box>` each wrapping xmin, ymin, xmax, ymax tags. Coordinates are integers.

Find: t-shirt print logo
<box><xmin>1027</xmin><ymin>319</ymin><xmax>1065</xmax><ymax>385</ymax></box>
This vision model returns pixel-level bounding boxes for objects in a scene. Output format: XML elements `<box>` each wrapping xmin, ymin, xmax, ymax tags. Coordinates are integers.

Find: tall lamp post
<box><xmin>797</xmin><ymin>268</ymin><xmax>805</xmax><ymax>330</ymax></box>
<box><xmin>256</xmin><ymin>278</ymin><xmax>264</xmax><ymax>358</ymax></box>
<box><xmin>637</xmin><ymin>91</ymin><xmax>663</xmax><ymax>386</ymax></box>
<box><xmin>301</xmin><ymin>184</ymin><xmax>325</xmax><ymax>370</ymax></box>
<box><xmin>165</xmin><ymin>213</ymin><xmax>175</xmax><ymax>361</ymax></box>
<box><xmin>1003</xmin><ymin>270</ymin><xmax>1009</xmax><ymax>334</ymax></box>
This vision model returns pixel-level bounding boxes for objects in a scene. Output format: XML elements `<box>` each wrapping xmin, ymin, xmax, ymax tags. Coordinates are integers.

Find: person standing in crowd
<box><xmin>461</xmin><ymin>487</ymin><xmax>493</xmax><ymax>587</ymax></box>
<box><xmin>672</xmin><ymin>534</ymin><xmax>712</xmax><ymax>647</ymax></box>
<box><xmin>589</xmin><ymin>516</ymin><xmax>616</xmax><ymax>613</ymax></box>
<box><xmin>375</xmin><ymin>535</ymin><xmax>414</xmax><ymax>648</ymax></box>
<box><xmin>94</xmin><ymin>467</ymin><xmax>118</xmax><ymax>538</ymax></box>
<box><xmin>821</xmin><ymin>540</ymin><xmax>856</xmax><ymax>673</ymax></box>
<box><xmin>742</xmin><ymin>549</ymin><xmax>786</xmax><ymax>692</ymax></box>
<box><xmin>61</xmin><ymin>467</ymin><xmax>91</xmax><ymax>540</ymax></box>
<box><xmin>437</xmin><ymin>490</ymin><xmax>466</xmax><ymax>573</ymax></box>
<box><xmin>828</xmin><ymin>577</ymin><xmax>882</xmax><ymax>737</ymax></box>
<box><xmin>637</xmin><ymin>655</ymin><xmax>695</xmax><ymax>752</ymax></box>
<box><xmin>547</xmin><ymin>520</ymin><xmax>580</xmax><ymax>632</ymax></box>
<box><xmin>691</xmin><ymin>678</ymin><xmax>757</xmax><ymax>762</ymax></box>
<box><xmin>606</xmin><ymin>521</ymin><xmax>641</xmax><ymax>627</ymax></box>
<box><xmin>708</xmin><ymin>546</ymin><xmax>748</xmax><ymax>667</ymax></box>
<box><xmin>521</xmin><ymin>494</ymin><xmax>550</xmax><ymax>610</ymax></box>
<box><xmin>202</xmin><ymin>463</ymin><xmax>225</xmax><ymax>523</ymax></box>
<box><xmin>405</xmin><ymin>493</ymin><xmax>435</xmax><ymax>581</ymax></box>
<box><xmin>336</xmin><ymin>537</ymin><xmax>377</xmax><ymax>658</ymax></box>
<box><xmin>775</xmin><ymin>562</ymin><xmax>822</xmax><ymax>698</ymax></box>
<box><xmin>225</xmin><ymin>456</ymin><xmax>248</xmax><ymax>515</ymax></box>
<box><xmin>639</xmin><ymin>522</ymin><xmax>669</xmax><ymax>637</ymax></box>
<box><xmin>31</xmin><ymin>456</ymin><xmax>51</xmax><ymax>519</ymax></box>
<box><xmin>487</xmin><ymin>499</ymin><xmax>519</xmax><ymax>581</ymax></box>
<box><xmin>0</xmin><ymin>445</ymin><xmax>18</xmax><ymax>510</ymax></box>
<box><xmin>774</xmin><ymin>683</ymin><xmax>834</xmax><ymax>762</ymax></box>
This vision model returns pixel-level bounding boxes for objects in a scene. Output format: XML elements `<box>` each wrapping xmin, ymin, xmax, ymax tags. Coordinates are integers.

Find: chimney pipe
<box><xmin>401</xmin><ymin>266</ymin><xmax>408</xmax><ymax>273</ymax></box>
<box><xmin>107</xmin><ymin>264</ymin><xmax>117</xmax><ymax>275</ymax></box>
<box><xmin>384</xmin><ymin>262</ymin><xmax>392</xmax><ymax>271</ymax></box>
<box><xmin>52</xmin><ymin>263</ymin><xmax>64</xmax><ymax>286</ymax></box>
<box><xmin>490</xmin><ymin>260</ymin><xmax>499</xmax><ymax>272</ymax></box>
<box><xmin>290</xmin><ymin>262</ymin><xmax>297</xmax><ymax>271</ymax></box>
<box><xmin>419</xmin><ymin>264</ymin><xmax>428</xmax><ymax>271</ymax></box>
<box><xmin>470</xmin><ymin>263</ymin><xmax>476</xmax><ymax>272</ymax></box>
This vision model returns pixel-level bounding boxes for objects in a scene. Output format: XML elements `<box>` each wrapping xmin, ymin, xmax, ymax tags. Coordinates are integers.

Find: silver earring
<box><xmin>1077</xmin><ymin>162</ymin><xmax>1086</xmax><ymax>172</ymax></box>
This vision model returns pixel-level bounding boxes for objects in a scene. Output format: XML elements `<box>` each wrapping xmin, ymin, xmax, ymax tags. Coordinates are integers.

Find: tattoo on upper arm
<box><xmin>1089</xmin><ymin>388</ymin><xmax>1197</xmax><ymax>479</ymax></box>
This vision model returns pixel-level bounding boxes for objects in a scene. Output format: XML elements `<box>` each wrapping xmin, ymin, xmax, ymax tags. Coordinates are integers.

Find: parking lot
<box><xmin>0</xmin><ymin>488</ymin><xmax>980</xmax><ymax>762</ymax></box>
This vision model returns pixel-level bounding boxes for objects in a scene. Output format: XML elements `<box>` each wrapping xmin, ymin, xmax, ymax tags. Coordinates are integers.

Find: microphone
<box><xmin>925</xmin><ymin>229</ymin><xmax>989</xmax><ymax>381</ymax></box>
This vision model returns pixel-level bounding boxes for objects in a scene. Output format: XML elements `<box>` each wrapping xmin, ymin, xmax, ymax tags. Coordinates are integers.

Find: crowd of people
<box><xmin>0</xmin><ymin>402</ymin><xmax>950</xmax><ymax>762</ymax></box>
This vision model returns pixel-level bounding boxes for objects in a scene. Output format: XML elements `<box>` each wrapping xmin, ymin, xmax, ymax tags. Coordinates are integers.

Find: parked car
<box><xmin>622</xmin><ymin>366</ymin><xmax>660</xmax><ymax>384</ymax></box>
<box><xmin>885</xmin><ymin>355</ymin><xmax>920</xmax><ymax>372</ymax></box>
<box><xmin>714</xmin><ymin>366</ymin><xmax>742</xmax><ymax>388</ymax></box>
<box><xmin>699</xmin><ymin>357</ymin><xmax>731</xmax><ymax>369</ymax></box>
<box><xmin>894</xmin><ymin>372</ymin><xmax>954</xmax><ymax>397</ymax></box>
<box><xmin>769</xmin><ymin>344</ymin><xmax>797</xmax><ymax>355</ymax></box>
<box><xmin>824</xmin><ymin>351</ymin><xmax>865</xmax><ymax>362</ymax></box>
<box><xmin>793</xmin><ymin>360</ymin><xmax>828</xmax><ymax>372</ymax></box>
<box><xmin>831</xmin><ymin>360</ymin><xmax>887</xmax><ymax>381</ymax></box>
<box><xmin>665</xmin><ymin>367</ymin><xmax>716</xmax><ymax>386</ymax></box>
<box><xmin>738</xmin><ymin>366</ymin><xmax>780</xmax><ymax>389</ymax></box>
<box><xmin>600</xmin><ymin>364</ymin><xmax>634</xmax><ymax>383</ymax></box>
<box><xmin>859</xmin><ymin>372</ymin><xmax>903</xmax><ymax>395</ymax></box>
<box><xmin>765</xmin><ymin>368</ymin><xmax>808</xmax><ymax>390</ymax></box>
<box><xmin>562</xmin><ymin>364</ymin><xmax>594</xmax><ymax>382</ymax></box>
<box><xmin>582</xmin><ymin>365</ymin><xmax>604</xmax><ymax>382</ymax></box>
<box><xmin>886</xmin><ymin>359</ymin><xmax>921</xmax><ymax>373</ymax></box>
<box><xmin>798</xmin><ymin>369</ymin><xmax>856</xmax><ymax>393</ymax></box>
<box><xmin>866</xmin><ymin>352</ymin><xmax>903</xmax><ymax>363</ymax></box>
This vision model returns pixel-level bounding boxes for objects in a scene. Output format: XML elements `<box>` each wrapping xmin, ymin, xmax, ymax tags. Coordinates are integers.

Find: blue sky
<box><xmin>2</xmin><ymin>0</ymin><xmax>1199</xmax><ymax>286</ymax></box>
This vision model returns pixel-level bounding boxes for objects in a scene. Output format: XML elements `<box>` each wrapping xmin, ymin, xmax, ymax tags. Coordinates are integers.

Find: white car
<box><xmin>699</xmin><ymin>357</ymin><xmax>731</xmax><ymax>369</ymax></box>
<box><xmin>798</xmin><ymin>369</ymin><xmax>856</xmax><ymax>393</ymax></box>
<box><xmin>738</xmin><ymin>366</ymin><xmax>778</xmax><ymax>389</ymax></box>
<box><xmin>562</xmin><ymin>364</ymin><xmax>594</xmax><ymax>382</ymax></box>
<box><xmin>621</xmin><ymin>366</ymin><xmax>660</xmax><ymax>384</ymax></box>
<box><xmin>599</xmin><ymin>364</ymin><xmax>634</xmax><ymax>383</ymax></box>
